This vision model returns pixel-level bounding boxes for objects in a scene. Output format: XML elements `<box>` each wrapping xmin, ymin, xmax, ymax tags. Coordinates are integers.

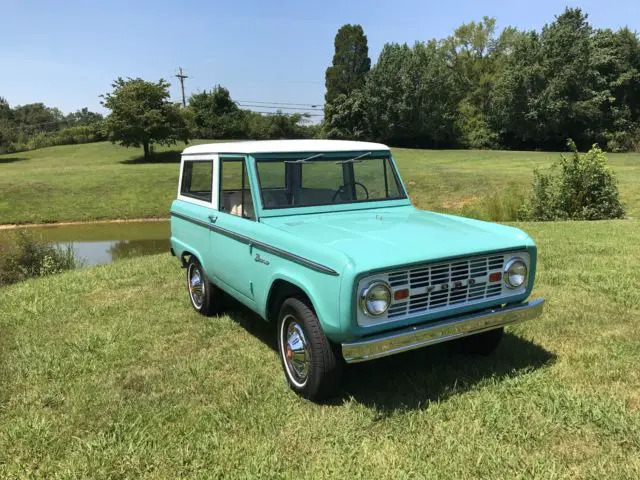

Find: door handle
<box><xmin>208</xmin><ymin>214</ymin><xmax>218</xmax><ymax>223</ymax></box>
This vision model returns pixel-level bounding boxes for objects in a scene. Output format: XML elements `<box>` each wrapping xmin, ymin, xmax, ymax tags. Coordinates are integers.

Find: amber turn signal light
<box><xmin>489</xmin><ymin>272</ymin><xmax>502</xmax><ymax>282</ymax></box>
<box><xmin>393</xmin><ymin>289</ymin><xmax>410</xmax><ymax>301</ymax></box>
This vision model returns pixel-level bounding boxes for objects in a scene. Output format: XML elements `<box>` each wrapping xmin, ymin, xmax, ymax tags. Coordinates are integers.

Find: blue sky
<box><xmin>1</xmin><ymin>0</ymin><xmax>638</xmax><ymax>115</ymax></box>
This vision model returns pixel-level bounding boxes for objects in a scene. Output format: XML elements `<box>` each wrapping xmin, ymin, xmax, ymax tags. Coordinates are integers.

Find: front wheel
<box><xmin>277</xmin><ymin>297</ymin><xmax>342</xmax><ymax>400</ymax></box>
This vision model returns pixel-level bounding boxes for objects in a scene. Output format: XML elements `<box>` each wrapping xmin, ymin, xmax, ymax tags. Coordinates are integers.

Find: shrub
<box><xmin>523</xmin><ymin>140</ymin><xmax>625</xmax><ymax>221</ymax></box>
<box><xmin>0</xmin><ymin>230</ymin><xmax>80</xmax><ymax>286</ymax></box>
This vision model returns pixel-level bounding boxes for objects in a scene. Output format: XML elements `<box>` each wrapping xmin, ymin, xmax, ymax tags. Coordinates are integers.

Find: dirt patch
<box><xmin>441</xmin><ymin>197</ymin><xmax>480</xmax><ymax>209</ymax></box>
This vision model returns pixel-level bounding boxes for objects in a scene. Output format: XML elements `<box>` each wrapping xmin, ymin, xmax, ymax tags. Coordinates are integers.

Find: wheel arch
<box><xmin>266</xmin><ymin>277</ymin><xmax>316</xmax><ymax>323</ymax></box>
<box><xmin>171</xmin><ymin>237</ymin><xmax>205</xmax><ymax>269</ymax></box>
<box><xmin>180</xmin><ymin>250</ymin><xmax>203</xmax><ymax>268</ymax></box>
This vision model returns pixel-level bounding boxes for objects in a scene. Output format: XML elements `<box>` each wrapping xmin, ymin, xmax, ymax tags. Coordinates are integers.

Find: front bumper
<box><xmin>341</xmin><ymin>298</ymin><xmax>544</xmax><ymax>363</ymax></box>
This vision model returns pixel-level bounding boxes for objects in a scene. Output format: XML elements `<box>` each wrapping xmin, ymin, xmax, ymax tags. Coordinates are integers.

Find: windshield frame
<box><xmin>253</xmin><ymin>150</ymin><xmax>409</xmax><ymax>215</ymax></box>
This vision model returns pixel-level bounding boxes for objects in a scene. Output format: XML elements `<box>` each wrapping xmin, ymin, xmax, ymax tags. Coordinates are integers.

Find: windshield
<box><xmin>256</xmin><ymin>153</ymin><xmax>405</xmax><ymax>209</ymax></box>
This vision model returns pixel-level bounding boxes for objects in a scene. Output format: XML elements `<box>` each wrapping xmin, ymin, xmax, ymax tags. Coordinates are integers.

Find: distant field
<box><xmin>1</xmin><ymin>219</ymin><xmax>639</xmax><ymax>477</ymax></box>
<box><xmin>1</xmin><ymin>141</ymin><xmax>639</xmax><ymax>224</ymax></box>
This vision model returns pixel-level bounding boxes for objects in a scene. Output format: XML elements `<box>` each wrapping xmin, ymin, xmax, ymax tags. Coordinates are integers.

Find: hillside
<box><xmin>1</xmin><ymin>220</ymin><xmax>638</xmax><ymax>477</ymax></box>
<box><xmin>1</xmin><ymin>141</ymin><xmax>639</xmax><ymax>224</ymax></box>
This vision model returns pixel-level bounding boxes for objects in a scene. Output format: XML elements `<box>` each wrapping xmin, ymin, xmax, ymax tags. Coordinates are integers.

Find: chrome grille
<box><xmin>386</xmin><ymin>254</ymin><xmax>507</xmax><ymax>319</ymax></box>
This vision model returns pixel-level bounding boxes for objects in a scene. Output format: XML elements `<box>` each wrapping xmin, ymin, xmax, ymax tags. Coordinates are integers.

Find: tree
<box><xmin>489</xmin><ymin>9</ymin><xmax>602</xmax><ymax>150</ymax></box>
<box><xmin>364</xmin><ymin>41</ymin><xmax>461</xmax><ymax>147</ymax></box>
<box><xmin>443</xmin><ymin>17</ymin><xmax>505</xmax><ymax>148</ymax></box>
<box><xmin>324</xmin><ymin>91</ymin><xmax>369</xmax><ymax>140</ymax></box>
<box><xmin>101</xmin><ymin>78</ymin><xmax>189</xmax><ymax>160</ymax></box>
<box><xmin>0</xmin><ymin>97</ymin><xmax>12</xmax><ymax>120</ymax></box>
<box><xmin>187</xmin><ymin>86</ymin><xmax>246</xmax><ymax>139</ymax></box>
<box><xmin>12</xmin><ymin>103</ymin><xmax>64</xmax><ymax>132</ymax></box>
<box><xmin>325</xmin><ymin>24</ymin><xmax>371</xmax><ymax>106</ymax></box>
<box><xmin>0</xmin><ymin>97</ymin><xmax>14</xmax><ymax>151</ymax></box>
<box><xmin>65</xmin><ymin>107</ymin><xmax>103</xmax><ymax>126</ymax></box>
<box><xmin>590</xmin><ymin>27</ymin><xmax>640</xmax><ymax>151</ymax></box>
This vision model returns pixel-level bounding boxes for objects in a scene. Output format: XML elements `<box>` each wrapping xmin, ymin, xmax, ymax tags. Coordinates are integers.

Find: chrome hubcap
<box><xmin>281</xmin><ymin>315</ymin><xmax>310</xmax><ymax>386</ymax></box>
<box><xmin>189</xmin><ymin>264</ymin><xmax>204</xmax><ymax>308</ymax></box>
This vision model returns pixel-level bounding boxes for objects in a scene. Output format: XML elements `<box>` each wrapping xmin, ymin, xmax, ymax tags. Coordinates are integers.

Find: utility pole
<box><xmin>175</xmin><ymin>67</ymin><xmax>188</xmax><ymax>107</ymax></box>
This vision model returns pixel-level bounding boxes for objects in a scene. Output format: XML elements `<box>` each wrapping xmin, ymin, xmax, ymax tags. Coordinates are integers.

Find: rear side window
<box><xmin>181</xmin><ymin>161</ymin><xmax>212</xmax><ymax>202</ymax></box>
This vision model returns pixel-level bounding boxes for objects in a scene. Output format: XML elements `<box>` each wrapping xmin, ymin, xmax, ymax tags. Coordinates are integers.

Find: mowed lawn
<box><xmin>1</xmin><ymin>220</ymin><xmax>639</xmax><ymax>478</ymax></box>
<box><xmin>1</xmin><ymin>141</ymin><xmax>639</xmax><ymax>224</ymax></box>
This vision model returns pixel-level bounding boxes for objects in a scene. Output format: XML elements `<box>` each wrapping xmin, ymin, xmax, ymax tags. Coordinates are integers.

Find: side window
<box><xmin>220</xmin><ymin>158</ymin><xmax>255</xmax><ymax>220</ymax></box>
<box><xmin>181</xmin><ymin>160</ymin><xmax>212</xmax><ymax>202</ymax></box>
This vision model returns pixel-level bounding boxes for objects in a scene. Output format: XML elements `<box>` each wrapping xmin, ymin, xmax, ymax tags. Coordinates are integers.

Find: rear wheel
<box><xmin>455</xmin><ymin>327</ymin><xmax>504</xmax><ymax>355</ymax></box>
<box><xmin>186</xmin><ymin>257</ymin><xmax>224</xmax><ymax>316</ymax></box>
<box><xmin>277</xmin><ymin>297</ymin><xmax>342</xmax><ymax>400</ymax></box>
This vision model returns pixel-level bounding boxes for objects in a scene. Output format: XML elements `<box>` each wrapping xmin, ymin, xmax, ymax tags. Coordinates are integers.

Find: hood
<box><xmin>262</xmin><ymin>206</ymin><xmax>534</xmax><ymax>272</ymax></box>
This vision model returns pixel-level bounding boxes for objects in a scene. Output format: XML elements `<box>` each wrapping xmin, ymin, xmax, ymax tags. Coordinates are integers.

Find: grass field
<box><xmin>1</xmin><ymin>220</ymin><xmax>639</xmax><ymax>478</ymax></box>
<box><xmin>1</xmin><ymin>141</ymin><xmax>639</xmax><ymax>224</ymax></box>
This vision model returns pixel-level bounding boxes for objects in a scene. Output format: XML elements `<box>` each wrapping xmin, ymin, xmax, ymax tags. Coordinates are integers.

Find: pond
<box><xmin>19</xmin><ymin>221</ymin><xmax>170</xmax><ymax>266</ymax></box>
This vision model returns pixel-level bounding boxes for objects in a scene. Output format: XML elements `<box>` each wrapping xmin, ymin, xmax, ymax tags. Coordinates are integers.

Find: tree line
<box><xmin>325</xmin><ymin>8</ymin><xmax>640</xmax><ymax>152</ymax></box>
<box><xmin>0</xmin><ymin>100</ymin><xmax>106</xmax><ymax>153</ymax></box>
<box><xmin>2</xmin><ymin>7</ymin><xmax>638</xmax><ymax>158</ymax></box>
<box><xmin>0</xmin><ymin>82</ymin><xmax>320</xmax><ymax>158</ymax></box>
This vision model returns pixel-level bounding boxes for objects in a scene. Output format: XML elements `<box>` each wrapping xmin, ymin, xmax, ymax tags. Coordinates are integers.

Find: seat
<box><xmin>225</xmin><ymin>191</ymin><xmax>254</xmax><ymax>219</ymax></box>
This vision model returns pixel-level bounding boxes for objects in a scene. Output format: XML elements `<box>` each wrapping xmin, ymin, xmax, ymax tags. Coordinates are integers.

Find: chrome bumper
<box><xmin>341</xmin><ymin>298</ymin><xmax>544</xmax><ymax>363</ymax></box>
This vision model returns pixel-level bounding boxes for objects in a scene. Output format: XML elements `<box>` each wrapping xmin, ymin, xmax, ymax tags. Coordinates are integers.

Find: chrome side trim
<box><xmin>170</xmin><ymin>211</ymin><xmax>339</xmax><ymax>276</ymax></box>
<box><xmin>342</xmin><ymin>298</ymin><xmax>544</xmax><ymax>363</ymax></box>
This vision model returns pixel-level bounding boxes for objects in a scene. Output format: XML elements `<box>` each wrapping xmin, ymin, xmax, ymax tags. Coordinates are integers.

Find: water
<box><xmin>21</xmin><ymin>221</ymin><xmax>171</xmax><ymax>266</ymax></box>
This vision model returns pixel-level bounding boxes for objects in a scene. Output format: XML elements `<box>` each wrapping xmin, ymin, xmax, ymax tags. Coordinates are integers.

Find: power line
<box><xmin>249</xmin><ymin>110</ymin><xmax>324</xmax><ymax>117</ymax></box>
<box><xmin>237</xmin><ymin>103</ymin><xmax>323</xmax><ymax>112</ymax></box>
<box><xmin>3</xmin><ymin>119</ymin><xmax>72</xmax><ymax>133</ymax></box>
<box><xmin>235</xmin><ymin>100</ymin><xmax>323</xmax><ymax>108</ymax></box>
<box><xmin>175</xmin><ymin>67</ymin><xmax>189</xmax><ymax>107</ymax></box>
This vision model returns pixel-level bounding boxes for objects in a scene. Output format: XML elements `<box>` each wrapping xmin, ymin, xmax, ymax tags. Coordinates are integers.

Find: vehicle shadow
<box><xmin>0</xmin><ymin>157</ymin><xmax>28</xmax><ymax>164</ymax></box>
<box><xmin>335</xmin><ymin>334</ymin><xmax>555</xmax><ymax>413</ymax></box>
<box><xmin>120</xmin><ymin>150</ymin><xmax>181</xmax><ymax>165</ymax></box>
<box><xmin>223</xmin><ymin>300</ymin><xmax>555</xmax><ymax>412</ymax></box>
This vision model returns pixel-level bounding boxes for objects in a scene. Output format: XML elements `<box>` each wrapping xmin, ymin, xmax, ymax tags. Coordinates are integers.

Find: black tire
<box><xmin>455</xmin><ymin>327</ymin><xmax>504</xmax><ymax>355</ymax></box>
<box><xmin>277</xmin><ymin>297</ymin><xmax>343</xmax><ymax>400</ymax></box>
<box><xmin>186</xmin><ymin>256</ymin><xmax>224</xmax><ymax>316</ymax></box>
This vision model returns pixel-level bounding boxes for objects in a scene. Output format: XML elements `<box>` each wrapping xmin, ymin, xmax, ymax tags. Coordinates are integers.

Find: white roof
<box><xmin>182</xmin><ymin>139</ymin><xmax>389</xmax><ymax>155</ymax></box>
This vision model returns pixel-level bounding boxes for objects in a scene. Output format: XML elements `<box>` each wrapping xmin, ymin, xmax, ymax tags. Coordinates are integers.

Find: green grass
<box><xmin>1</xmin><ymin>142</ymin><xmax>639</xmax><ymax>224</ymax></box>
<box><xmin>1</xmin><ymin>220</ymin><xmax>639</xmax><ymax>478</ymax></box>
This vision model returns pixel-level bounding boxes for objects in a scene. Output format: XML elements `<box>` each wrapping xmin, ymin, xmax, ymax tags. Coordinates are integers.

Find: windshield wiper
<box><xmin>335</xmin><ymin>152</ymin><xmax>372</xmax><ymax>164</ymax></box>
<box><xmin>284</xmin><ymin>153</ymin><xmax>324</xmax><ymax>164</ymax></box>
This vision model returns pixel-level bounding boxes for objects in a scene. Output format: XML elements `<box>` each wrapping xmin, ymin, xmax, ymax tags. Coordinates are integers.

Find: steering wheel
<box><xmin>331</xmin><ymin>181</ymin><xmax>370</xmax><ymax>202</ymax></box>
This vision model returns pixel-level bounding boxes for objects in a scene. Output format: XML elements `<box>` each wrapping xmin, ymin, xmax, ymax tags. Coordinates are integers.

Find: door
<box><xmin>208</xmin><ymin>156</ymin><xmax>258</xmax><ymax>303</ymax></box>
<box><xmin>175</xmin><ymin>155</ymin><xmax>215</xmax><ymax>271</ymax></box>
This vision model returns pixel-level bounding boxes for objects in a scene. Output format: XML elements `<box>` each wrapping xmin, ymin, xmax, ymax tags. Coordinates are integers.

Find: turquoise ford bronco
<box><xmin>170</xmin><ymin>140</ymin><xmax>544</xmax><ymax>399</ymax></box>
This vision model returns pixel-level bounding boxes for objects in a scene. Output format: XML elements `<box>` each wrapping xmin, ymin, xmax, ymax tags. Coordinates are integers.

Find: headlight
<box><xmin>360</xmin><ymin>281</ymin><xmax>392</xmax><ymax>316</ymax></box>
<box><xmin>504</xmin><ymin>258</ymin><xmax>528</xmax><ymax>289</ymax></box>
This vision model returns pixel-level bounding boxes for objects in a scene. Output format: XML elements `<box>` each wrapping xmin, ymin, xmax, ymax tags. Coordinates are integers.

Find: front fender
<box><xmin>263</xmin><ymin>267</ymin><xmax>346</xmax><ymax>342</ymax></box>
